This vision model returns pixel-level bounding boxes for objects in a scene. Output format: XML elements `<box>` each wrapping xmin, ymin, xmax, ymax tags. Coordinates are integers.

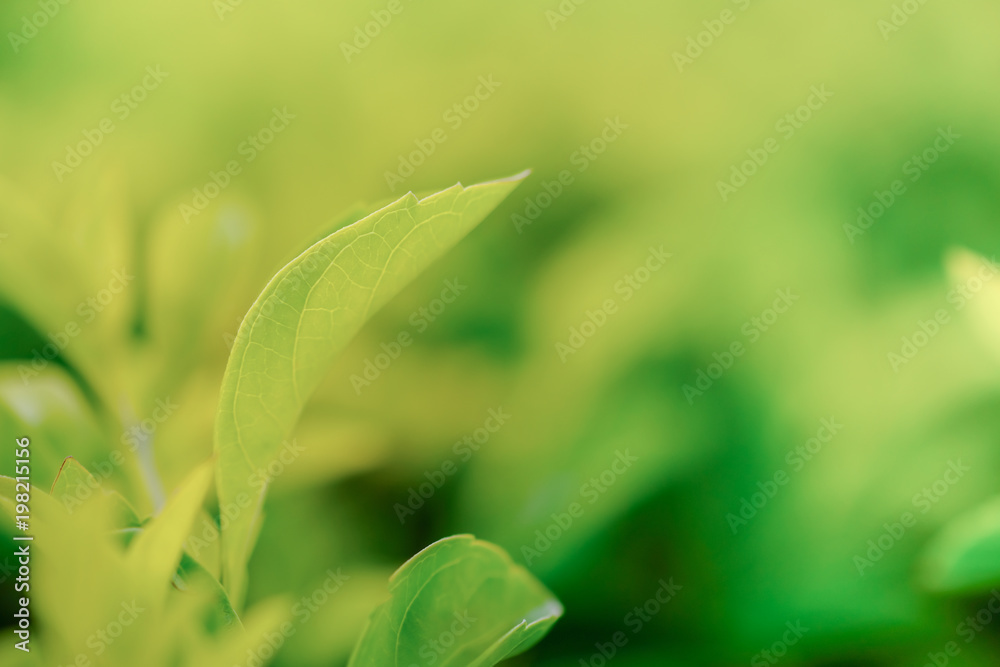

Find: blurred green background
<box><xmin>3</xmin><ymin>0</ymin><xmax>1000</xmax><ymax>665</ymax></box>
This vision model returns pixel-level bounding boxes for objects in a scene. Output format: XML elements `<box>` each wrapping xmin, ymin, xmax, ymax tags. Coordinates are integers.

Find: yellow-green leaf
<box><xmin>127</xmin><ymin>460</ymin><xmax>214</xmax><ymax>607</ymax></box>
<box><xmin>50</xmin><ymin>456</ymin><xmax>140</xmax><ymax>529</ymax></box>
<box><xmin>213</xmin><ymin>172</ymin><xmax>528</xmax><ymax>601</ymax></box>
<box><xmin>348</xmin><ymin>535</ymin><xmax>562</xmax><ymax>667</ymax></box>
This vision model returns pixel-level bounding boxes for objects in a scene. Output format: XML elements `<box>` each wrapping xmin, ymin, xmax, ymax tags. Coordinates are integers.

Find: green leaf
<box><xmin>127</xmin><ymin>460</ymin><xmax>214</xmax><ymax>607</ymax></box>
<box><xmin>920</xmin><ymin>496</ymin><xmax>1000</xmax><ymax>593</ymax></box>
<box><xmin>213</xmin><ymin>171</ymin><xmax>529</xmax><ymax>601</ymax></box>
<box><xmin>175</xmin><ymin>552</ymin><xmax>243</xmax><ymax>633</ymax></box>
<box><xmin>0</xmin><ymin>178</ymin><xmax>93</xmax><ymax>337</ymax></box>
<box><xmin>0</xmin><ymin>364</ymin><xmax>126</xmax><ymax>494</ymax></box>
<box><xmin>0</xmin><ymin>179</ymin><xmax>132</xmax><ymax>404</ymax></box>
<box><xmin>348</xmin><ymin>535</ymin><xmax>562</xmax><ymax>667</ymax></box>
<box><xmin>50</xmin><ymin>456</ymin><xmax>140</xmax><ymax>529</ymax></box>
<box><xmin>0</xmin><ymin>475</ymin><xmax>133</xmax><ymax>659</ymax></box>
